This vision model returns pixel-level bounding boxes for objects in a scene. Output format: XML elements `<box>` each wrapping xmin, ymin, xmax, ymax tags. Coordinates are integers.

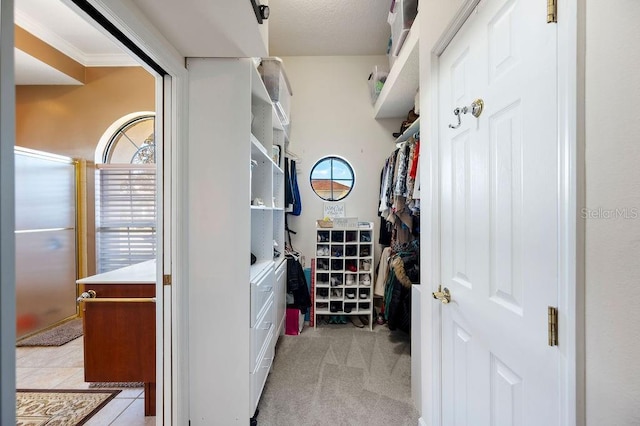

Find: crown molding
<box><xmin>15</xmin><ymin>9</ymin><xmax>137</xmax><ymax>67</ymax></box>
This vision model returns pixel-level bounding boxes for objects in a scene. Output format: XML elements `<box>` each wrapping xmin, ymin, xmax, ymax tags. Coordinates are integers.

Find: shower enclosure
<box><xmin>15</xmin><ymin>147</ymin><xmax>78</xmax><ymax>339</ymax></box>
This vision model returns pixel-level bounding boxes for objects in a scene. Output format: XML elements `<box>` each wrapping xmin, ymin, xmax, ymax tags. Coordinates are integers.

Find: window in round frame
<box><xmin>309</xmin><ymin>156</ymin><xmax>355</xmax><ymax>201</ymax></box>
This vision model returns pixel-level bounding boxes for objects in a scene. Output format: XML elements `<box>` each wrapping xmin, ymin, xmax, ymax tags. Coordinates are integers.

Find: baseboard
<box><xmin>418</xmin><ymin>417</ymin><xmax>428</xmax><ymax>426</ymax></box>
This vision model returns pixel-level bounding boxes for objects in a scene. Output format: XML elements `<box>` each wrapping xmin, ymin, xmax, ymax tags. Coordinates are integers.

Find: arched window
<box><xmin>95</xmin><ymin>112</ymin><xmax>156</xmax><ymax>273</ymax></box>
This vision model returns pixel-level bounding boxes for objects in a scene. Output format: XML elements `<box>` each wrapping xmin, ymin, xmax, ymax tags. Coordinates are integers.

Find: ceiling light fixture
<box><xmin>249</xmin><ymin>0</ymin><xmax>270</xmax><ymax>24</ymax></box>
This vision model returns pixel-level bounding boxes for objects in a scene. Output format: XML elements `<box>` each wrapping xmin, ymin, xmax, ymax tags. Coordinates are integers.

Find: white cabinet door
<box><xmin>439</xmin><ymin>0</ymin><xmax>560</xmax><ymax>424</ymax></box>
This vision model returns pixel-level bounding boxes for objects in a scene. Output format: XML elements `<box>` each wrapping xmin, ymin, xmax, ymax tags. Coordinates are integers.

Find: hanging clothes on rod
<box><xmin>378</xmin><ymin>132</ymin><xmax>420</xmax><ymax>247</ymax></box>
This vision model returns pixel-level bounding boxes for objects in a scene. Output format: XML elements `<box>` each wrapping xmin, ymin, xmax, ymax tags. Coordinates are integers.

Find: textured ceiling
<box><xmin>269</xmin><ymin>0</ymin><xmax>392</xmax><ymax>56</ymax></box>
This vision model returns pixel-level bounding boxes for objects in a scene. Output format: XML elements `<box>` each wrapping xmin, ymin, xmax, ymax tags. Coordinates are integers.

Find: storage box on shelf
<box><xmin>313</xmin><ymin>223</ymin><xmax>375</xmax><ymax>330</ymax></box>
<box><xmin>387</xmin><ymin>0</ymin><xmax>419</xmax><ymax>66</ymax></box>
<box><xmin>259</xmin><ymin>57</ymin><xmax>292</xmax><ymax>135</ymax></box>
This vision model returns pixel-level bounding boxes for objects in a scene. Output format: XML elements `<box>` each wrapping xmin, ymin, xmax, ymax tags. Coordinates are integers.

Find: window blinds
<box><xmin>96</xmin><ymin>165</ymin><xmax>156</xmax><ymax>273</ymax></box>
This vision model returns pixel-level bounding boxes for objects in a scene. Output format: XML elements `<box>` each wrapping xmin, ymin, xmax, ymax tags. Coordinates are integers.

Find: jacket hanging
<box><xmin>290</xmin><ymin>159</ymin><xmax>302</xmax><ymax>216</ymax></box>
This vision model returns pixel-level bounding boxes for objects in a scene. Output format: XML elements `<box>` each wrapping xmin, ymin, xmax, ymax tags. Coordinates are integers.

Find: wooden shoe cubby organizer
<box><xmin>313</xmin><ymin>222</ymin><xmax>374</xmax><ymax>330</ymax></box>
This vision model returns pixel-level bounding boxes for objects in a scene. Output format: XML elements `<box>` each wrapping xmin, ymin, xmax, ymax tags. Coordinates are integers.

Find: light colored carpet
<box><xmin>257</xmin><ymin>324</ymin><xmax>419</xmax><ymax>425</ymax></box>
<box><xmin>16</xmin><ymin>318</ymin><xmax>83</xmax><ymax>347</ymax></box>
<box><xmin>16</xmin><ymin>389</ymin><xmax>120</xmax><ymax>425</ymax></box>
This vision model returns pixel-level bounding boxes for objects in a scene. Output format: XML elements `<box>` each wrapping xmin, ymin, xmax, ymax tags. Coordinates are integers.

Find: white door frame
<box><xmin>81</xmin><ymin>2</ymin><xmax>190</xmax><ymax>423</ymax></box>
<box><xmin>0</xmin><ymin>0</ymin><xmax>189</xmax><ymax>422</ymax></box>
<box><xmin>420</xmin><ymin>1</ymin><xmax>582</xmax><ymax>425</ymax></box>
<box><xmin>0</xmin><ymin>0</ymin><xmax>16</xmax><ymax>424</ymax></box>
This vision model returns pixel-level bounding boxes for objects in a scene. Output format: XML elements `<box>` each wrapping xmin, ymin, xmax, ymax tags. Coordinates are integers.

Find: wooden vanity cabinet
<box><xmin>80</xmin><ymin>282</ymin><xmax>156</xmax><ymax>416</ymax></box>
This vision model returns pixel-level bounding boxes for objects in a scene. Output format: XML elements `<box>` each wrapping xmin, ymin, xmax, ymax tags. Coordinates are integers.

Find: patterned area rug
<box><xmin>16</xmin><ymin>318</ymin><xmax>83</xmax><ymax>347</ymax></box>
<box><xmin>16</xmin><ymin>389</ymin><xmax>120</xmax><ymax>426</ymax></box>
<box><xmin>88</xmin><ymin>382</ymin><xmax>144</xmax><ymax>388</ymax></box>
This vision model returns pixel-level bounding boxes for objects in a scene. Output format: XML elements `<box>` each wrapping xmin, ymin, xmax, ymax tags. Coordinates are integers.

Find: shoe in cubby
<box><xmin>345</xmin><ymin>288</ymin><xmax>357</xmax><ymax>300</ymax></box>
<box><xmin>331</xmin><ymin>259</ymin><xmax>344</xmax><ymax>271</ymax></box>
<box><xmin>316</xmin><ymin>288</ymin><xmax>329</xmax><ymax>299</ymax></box>
<box><xmin>345</xmin><ymin>245</ymin><xmax>358</xmax><ymax>257</ymax></box>
<box><xmin>359</xmin><ymin>288</ymin><xmax>370</xmax><ymax>300</ymax></box>
<box><xmin>316</xmin><ymin>245</ymin><xmax>329</xmax><ymax>256</ymax></box>
<box><xmin>345</xmin><ymin>273</ymin><xmax>356</xmax><ymax>286</ymax></box>
<box><xmin>330</xmin><ymin>301</ymin><xmax>342</xmax><ymax>313</ymax></box>
<box><xmin>360</xmin><ymin>259</ymin><xmax>371</xmax><ymax>272</ymax></box>
<box><xmin>317</xmin><ymin>273</ymin><xmax>329</xmax><ymax>285</ymax></box>
<box><xmin>360</xmin><ymin>246</ymin><xmax>371</xmax><ymax>257</ymax></box>
<box><xmin>344</xmin><ymin>302</ymin><xmax>356</xmax><ymax>313</ymax></box>
<box><xmin>331</xmin><ymin>231</ymin><xmax>344</xmax><ymax>242</ymax></box>
<box><xmin>317</xmin><ymin>259</ymin><xmax>329</xmax><ymax>271</ymax></box>
<box><xmin>330</xmin><ymin>274</ymin><xmax>343</xmax><ymax>286</ymax></box>
<box><xmin>359</xmin><ymin>273</ymin><xmax>371</xmax><ymax>286</ymax></box>
<box><xmin>345</xmin><ymin>260</ymin><xmax>357</xmax><ymax>272</ymax></box>
<box><xmin>345</xmin><ymin>231</ymin><xmax>358</xmax><ymax>242</ymax></box>
<box><xmin>360</xmin><ymin>231</ymin><xmax>372</xmax><ymax>242</ymax></box>
<box><xmin>331</xmin><ymin>245</ymin><xmax>344</xmax><ymax>257</ymax></box>
<box><xmin>317</xmin><ymin>302</ymin><xmax>328</xmax><ymax>311</ymax></box>
<box><xmin>317</xmin><ymin>231</ymin><xmax>330</xmax><ymax>242</ymax></box>
<box><xmin>331</xmin><ymin>288</ymin><xmax>343</xmax><ymax>299</ymax></box>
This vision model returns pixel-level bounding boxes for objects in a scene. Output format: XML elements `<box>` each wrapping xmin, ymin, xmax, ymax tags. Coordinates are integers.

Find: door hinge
<box><xmin>548</xmin><ymin>306</ymin><xmax>558</xmax><ymax>346</ymax></box>
<box><xmin>163</xmin><ymin>274</ymin><xmax>172</xmax><ymax>286</ymax></box>
<box><xmin>547</xmin><ymin>0</ymin><xmax>557</xmax><ymax>23</ymax></box>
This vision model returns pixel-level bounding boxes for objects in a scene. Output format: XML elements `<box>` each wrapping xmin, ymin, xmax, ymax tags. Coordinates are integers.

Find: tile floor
<box><xmin>16</xmin><ymin>336</ymin><xmax>155</xmax><ymax>425</ymax></box>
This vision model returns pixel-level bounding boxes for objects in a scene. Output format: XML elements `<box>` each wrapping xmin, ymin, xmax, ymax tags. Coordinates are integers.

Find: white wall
<box><xmin>584</xmin><ymin>1</ymin><xmax>640</xmax><ymax>424</ymax></box>
<box><xmin>282</xmin><ymin>56</ymin><xmax>399</xmax><ymax>266</ymax></box>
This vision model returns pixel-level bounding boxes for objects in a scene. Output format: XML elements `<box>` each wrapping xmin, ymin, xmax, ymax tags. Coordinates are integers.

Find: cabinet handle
<box><xmin>262</xmin><ymin>357</ymin><xmax>273</xmax><ymax>367</ymax></box>
<box><xmin>262</xmin><ymin>321</ymin><xmax>272</xmax><ymax>330</ymax></box>
<box><xmin>80</xmin><ymin>297</ymin><xmax>156</xmax><ymax>303</ymax></box>
<box><xmin>76</xmin><ymin>289</ymin><xmax>96</xmax><ymax>302</ymax></box>
<box><xmin>263</xmin><ymin>286</ymin><xmax>273</xmax><ymax>292</ymax></box>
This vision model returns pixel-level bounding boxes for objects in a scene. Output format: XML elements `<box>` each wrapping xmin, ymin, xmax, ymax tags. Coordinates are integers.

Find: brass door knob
<box><xmin>432</xmin><ymin>285</ymin><xmax>451</xmax><ymax>304</ymax></box>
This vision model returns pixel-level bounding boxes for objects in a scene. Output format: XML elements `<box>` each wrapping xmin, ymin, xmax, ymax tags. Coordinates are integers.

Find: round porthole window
<box><xmin>310</xmin><ymin>156</ymin><xmax>355</xmax><ymax>201</ymax></box>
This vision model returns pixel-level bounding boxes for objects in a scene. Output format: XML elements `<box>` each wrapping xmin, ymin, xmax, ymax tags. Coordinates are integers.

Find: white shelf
<box><xmin>395</xmin><ymin>117</ymin><xmax>420</xmax><ymax>145</ymax></box>
<box><xmin>313</xmin><ymin>224</ymin><xmax>375</xmax><ymax>330</ymax></box>
<box><xmin>250</xmin><ymin>134</ymin><xmax>270</xmax><ymax>160</ymax></box>
<box><xmin>374</xmin><ymin>14</ymin><xmax>420</xmax><ymax>119</ymax></box>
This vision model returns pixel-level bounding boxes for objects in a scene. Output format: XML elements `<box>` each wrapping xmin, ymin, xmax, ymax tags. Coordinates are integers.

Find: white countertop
<box><xmin>76</xmin><ymin>259</ymin><xmax>156</xmax><ymax>284</ymax></box>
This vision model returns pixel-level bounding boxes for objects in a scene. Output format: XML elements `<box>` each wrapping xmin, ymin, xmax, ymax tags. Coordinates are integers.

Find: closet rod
<box><xmin>285</xmin><ymin>149</ymin><xmax>300</xmax><ymax>160</ymax></box>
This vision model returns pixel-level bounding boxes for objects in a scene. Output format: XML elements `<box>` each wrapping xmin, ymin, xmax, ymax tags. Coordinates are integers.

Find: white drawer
<box><xmin>251</xmin><ymin>264</ymin><xmax>274</xmax><ymax>327</ymax></box>
<box><xmin>275</xmin><ymin>260</ymin><xmax>286</xmax><ymax>283</ymax></box>
<box><xmin>251</xmin><ymin>294</ymin><xmax>274</xmax><ymax>372</ymax></box>
<box><xmin>250</xmin><ymin>327</ymin><xmax>275</xmax><ymax>414</ymax></box>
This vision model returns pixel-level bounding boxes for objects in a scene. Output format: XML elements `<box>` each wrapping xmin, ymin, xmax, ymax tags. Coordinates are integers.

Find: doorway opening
<box><xmin>14</xmin><ymin>0</ymin><xmax>166</xmax><ymax>423</ymax></box>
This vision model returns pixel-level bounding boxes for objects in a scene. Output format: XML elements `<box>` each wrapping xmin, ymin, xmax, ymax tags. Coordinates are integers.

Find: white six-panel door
<box><xmin>439</xmin><ymin>0</ymin><xmax>560</xmax><ymax>424</ymax></box>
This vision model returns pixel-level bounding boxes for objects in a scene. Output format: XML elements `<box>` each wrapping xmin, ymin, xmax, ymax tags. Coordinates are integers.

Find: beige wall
<box><xmin>15</xmin><ymin>25</ymin><xmax>85</xmax><ymax>83</ymax></box>
<box><xmin>584</xmin><ymin>1</ymin><xmax>640</xmax><ymax>424</ymax></box>
<box><xmin>282</xmin><ymin>55</ymin><xmax>398</xmax><ymax>266</ymax></box>
<box><xmin>16</xmin><ymin>66</ymin><xmax>155</xmax><ymax>275</ymax></box>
